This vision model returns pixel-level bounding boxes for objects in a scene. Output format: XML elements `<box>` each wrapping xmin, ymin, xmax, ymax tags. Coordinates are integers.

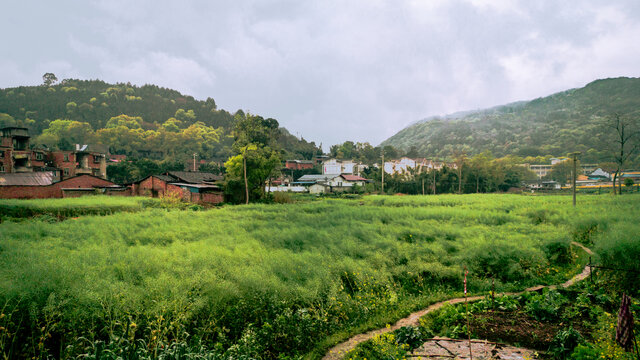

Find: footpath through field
<box><xmin>322</xmin><ymin>242</ymin><xmax>594</xmax><ymax>360</ymax></box>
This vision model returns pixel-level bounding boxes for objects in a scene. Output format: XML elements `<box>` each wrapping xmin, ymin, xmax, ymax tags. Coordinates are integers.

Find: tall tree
<box><xmin>42</xmin><ymin>73</ymin><xmax>58</xmax><ymax>87</ymax></box>
<box><xmin>604</xmin><ymin>113</ymin><xmax>640</xmax><ymax>195</ymax></box>
<box><xmin>224</xmin><ymin>113</ymin><xmax>282</xmax><ymax>203</ymax></box>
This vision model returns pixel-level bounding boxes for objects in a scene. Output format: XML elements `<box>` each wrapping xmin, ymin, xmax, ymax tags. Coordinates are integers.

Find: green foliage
<box><xmin>549</xmin><ymin>327</ymin><xmax>584</xmax><ymax>359</ymax></box>
<box><xmin>346</xmin><ymin>333</ymin><xmax>409</xmax><ymax>360</ymax></box>
<box><xmin>594</xmin><ymin>222</ymin><xmax>640</xmax><ymax>295</ymax></box>
<box><xmin>224</xmin><ymin>114</ymin><xmax>282</xmax><ymax>203</ymax></box>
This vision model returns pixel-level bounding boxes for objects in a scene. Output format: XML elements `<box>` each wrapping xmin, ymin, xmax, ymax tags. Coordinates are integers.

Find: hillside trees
<box><xmin>224</xmin><ymin>113</ymin><xmax>282</xmax><ymax>203</ymax></box>
<box><xmin>0</xmin><ymin>79</ymin><xmax>319</xmax><ymax>160</ymax></box>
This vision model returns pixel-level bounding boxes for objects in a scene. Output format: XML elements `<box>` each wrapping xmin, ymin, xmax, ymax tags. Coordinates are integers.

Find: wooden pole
<box><xmin>381</xmin><ymin>152</ymin><xmax>385</xmax><ymax>194</ymax></box>
<box><xmin>572</xmin><ymin>153</ymin><xmax>579</xmax><ymax>207</ymax></box>
<box><xmin>464</xmin><ymin>267</ymin><xmax>473</xmax><ymax>360</ymax></box>
<box><xmin>244</xmin><ymin>155</ymin><xmax>249</xmax><ymax>205</ymax></box>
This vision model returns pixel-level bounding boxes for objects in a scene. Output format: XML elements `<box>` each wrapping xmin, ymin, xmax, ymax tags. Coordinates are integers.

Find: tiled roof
<box><xmin>0</xmin><ymin>172</ymin><xmax>58</xmax><ymax>186</ymax></box>
<box><xmin>167</xmin><ymin>171</ymin><xmax>223</xmax><ymax>183</ymax></box>
<box><xmin>155</xmin><ymin>175</ymin><xmax>175</xmax><ymax>182</ymax></box>
<box><xmin>340</xmin><ymin>174</ymin><xmax>368</xmax><ymax>181</ymax></box>
<box><xmin>297</xmin><ymin>174</ymin><xmax>339</xmax><ymax>182</ymax></box>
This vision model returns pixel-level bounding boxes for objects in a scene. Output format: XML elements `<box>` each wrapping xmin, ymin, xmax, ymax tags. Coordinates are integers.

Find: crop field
<box><xmin>0</xmin><ymin>194</ymin><xmax>638</xmax><ymax>359</ymax></box>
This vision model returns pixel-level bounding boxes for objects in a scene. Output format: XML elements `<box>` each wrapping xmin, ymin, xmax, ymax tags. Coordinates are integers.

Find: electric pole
<box><xmin>244</xmin><ymin>153</ymin><xmax>249</xmax><ymax>205</ymax></box>
<box><xmin>571</xmin><ymin>152</ymin><xmax>581</xmax><ymax>207</ymax></box>
<box><xmin>193</xmin><ymin>153</ymin><xmax>197</xmax><ymax>172</ymax></box>
<box><xmin>381</xmin><ymin>150</ymin><xmax>385</xmax><ymax>194</ymax></box>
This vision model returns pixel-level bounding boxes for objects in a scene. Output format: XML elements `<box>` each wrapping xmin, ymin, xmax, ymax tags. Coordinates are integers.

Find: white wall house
<box><xmin>322</xmin><ymin>159</ymin><xmax>359</xmax><ymax>174</ymax></box>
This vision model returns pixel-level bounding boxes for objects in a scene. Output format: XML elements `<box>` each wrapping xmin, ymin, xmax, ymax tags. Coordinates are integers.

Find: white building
<box><xmin>322</xmin><ymin>159</ymin><xmax>358</xmax><ymax>174</ymax></box>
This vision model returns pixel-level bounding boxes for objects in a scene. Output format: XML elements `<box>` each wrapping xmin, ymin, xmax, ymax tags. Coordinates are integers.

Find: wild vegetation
<box><xmin>381</xmin><ymin>77</ymin><xmax>640</xmax><ymax>164</ymax></box>
<box><xmin>345</xmin><ymin>197</ymin><xmax>640</xmax><ymax>360</ymax></box>
<box><xmin>1</xmin><ymin>194</ymin><xmax>637</xmax><ymax>359</ymax></box>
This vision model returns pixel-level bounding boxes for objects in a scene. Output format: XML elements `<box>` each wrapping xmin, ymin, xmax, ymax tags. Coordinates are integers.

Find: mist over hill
<box><xmin>381</xmin><ymin>77</ymin><xmax>640</xmax><ymax>163</ymax></box>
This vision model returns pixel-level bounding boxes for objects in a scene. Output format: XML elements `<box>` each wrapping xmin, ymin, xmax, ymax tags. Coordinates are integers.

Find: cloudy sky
<box><xmin>1</xmin><ymin>1</ymin><xmax>639</xmax><ymax>148</ymax></box>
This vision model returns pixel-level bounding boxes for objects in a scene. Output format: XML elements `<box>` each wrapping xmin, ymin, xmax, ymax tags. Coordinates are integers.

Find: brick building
<box><xmin>0</xmin><ymin>172</ymin><xmax>123</xmax><ymax>199</ymax></box>
<box><xmin>131</xmin><ymin>171</ymin><xmax>224</xmax><ymax>205</ymax></box>
<box><xmin>285</xmin><ymin>160</ymin><xmax>315</xmax><ymax>170</ymax></box>
<box><xmin>0</xmin><ymin>127</ymin><xmax>107</xmax><ymax>179</ymax></box>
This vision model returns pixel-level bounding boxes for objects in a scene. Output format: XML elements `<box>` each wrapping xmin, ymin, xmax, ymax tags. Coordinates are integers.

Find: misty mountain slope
<box><xmin>381</xmin><ymin>77</ymin><xmax>640</xmax><ymax>162</ymax></box>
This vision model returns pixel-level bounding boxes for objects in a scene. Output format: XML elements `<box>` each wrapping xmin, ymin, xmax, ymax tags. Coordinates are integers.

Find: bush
<box><xmin>273</xmin><ymin>191</ymin><xmax>294</xmax><ymax>204</ymax></box>
<box><xmin>594</xmin><ymin>222</ymin><xmax>640</xmax><ymax>295</ymax></box>
<box><xmin>549</xmin><ymin>327</ymin><xmax>584</xmax><ymax>359</ymax></box>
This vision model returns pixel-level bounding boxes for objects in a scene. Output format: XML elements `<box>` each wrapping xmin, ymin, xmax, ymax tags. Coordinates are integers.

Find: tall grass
<box><xmin>0</xmin><ymin>193</ymin><xmax>637</xmax><ymax>359</ymax></box>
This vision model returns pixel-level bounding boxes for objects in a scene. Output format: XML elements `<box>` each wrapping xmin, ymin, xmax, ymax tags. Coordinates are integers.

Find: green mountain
<box><xmin>0</xmin><ymin>79</ymin><xmax>321</xmax><ymax>161</ymax></box>
<box><xmin>381</xmin><ymin>77</ymin><xmax>640</xmax><ymax>163</ymax></box>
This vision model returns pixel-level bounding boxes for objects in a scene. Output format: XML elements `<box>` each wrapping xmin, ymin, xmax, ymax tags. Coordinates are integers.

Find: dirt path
<box><xmin>322</xmin><ymin>242</ymin><xmax>593</xmax><ymax>360</ymax></box>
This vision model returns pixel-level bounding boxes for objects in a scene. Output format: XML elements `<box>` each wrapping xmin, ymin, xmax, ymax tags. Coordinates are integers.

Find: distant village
<box><xmin>1</xmin><ymin>126</ymin><xmax>638</xmax><ymax>203</ymax></box>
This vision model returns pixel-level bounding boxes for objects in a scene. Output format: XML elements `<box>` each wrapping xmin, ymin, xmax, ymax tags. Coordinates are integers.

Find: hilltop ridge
<box><xmin>381</xmin><ymin>77</ymin><xmax>640</xmax><ymax>163</ymax></box>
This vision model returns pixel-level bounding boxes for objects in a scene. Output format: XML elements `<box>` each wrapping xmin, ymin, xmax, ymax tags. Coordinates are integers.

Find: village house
<box><xmin>294</xmin><ymin>173</ymin><xmax>369</xmax><ymax>194</ymax></box>
<box><xmin>0</xmin><ymin>127</ymin><xmax>108</xmax><ymax>179</ymax></box>
<box><xmin>131</xmin><ymin>171</ymin><xmax>224</xmax><ymax>204</ymax></box>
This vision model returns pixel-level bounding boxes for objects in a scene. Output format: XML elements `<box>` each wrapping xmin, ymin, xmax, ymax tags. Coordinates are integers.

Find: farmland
<box><xmin>0</xmin><ymin>194</ymin><xmax>638</xmax><ymax>359</ymax></box>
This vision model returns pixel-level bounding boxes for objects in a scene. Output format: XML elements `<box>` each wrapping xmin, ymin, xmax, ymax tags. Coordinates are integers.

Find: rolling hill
<box><xmin>0</xmin><ymin>79</ymin><xmax>321</xmax><ymax>161</ymax></box>
<box><xmin>381</xmin><ymin>77</ymin><xmax>640</xmax><ymax>163</ymax></box>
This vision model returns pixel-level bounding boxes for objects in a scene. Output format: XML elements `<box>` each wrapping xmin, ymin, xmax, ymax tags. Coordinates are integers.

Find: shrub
<box><xmin>544</xmin><ymin>238</ymin><xmax>572</xmax><ymax>264</ymax></box>
<box><xmin>594</xmin><ymin>222</ymin><xmax>640</xmax><ymax>295</ymax></box>
<box><xmin>273</xmin><ymin>191</ymin><xmax>294</xmax><ymax>204</ymax></box>
<box><xmin>549</xmin><ymin>327</ymin><xmax>584</xmax><ymax>359</ymax></box>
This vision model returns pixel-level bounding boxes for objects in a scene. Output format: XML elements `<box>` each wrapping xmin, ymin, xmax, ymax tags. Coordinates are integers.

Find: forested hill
<box><xmin>0</xmin><ymin>79</ymin><xmax>321</xmax><ymax>161</ymax></box>
<box><xmin>382</xmin><ymin>77</ymin><xmax>640</xmax><ymax>163</ymax></box>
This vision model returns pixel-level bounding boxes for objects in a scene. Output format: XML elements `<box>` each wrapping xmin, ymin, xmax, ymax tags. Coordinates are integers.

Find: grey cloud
<box><xmin>1</xmin><ymin>0</ymin><xmax>639</xmax><ymax>149</ymax></box>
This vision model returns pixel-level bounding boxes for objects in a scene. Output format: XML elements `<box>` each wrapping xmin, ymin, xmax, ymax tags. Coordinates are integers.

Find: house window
<box><xmin>36</xmin><ymin>152</ymin><xmax>44</xmax><ymax>161</ymax></box>
<box><xmin>93</xmin><ymin>155</ymin><xmax>101</xmax><ymax>163</ymax></box>
<box><xmin>0</xmin><ymin>150</ymin><xmax>4</xmax><ymax>158</ymax></box>
<box><xmin>0</xmin><ymin>164</ymin><xmax>4</xmax><ymax>172</ymax></box>
<box><xmin>64</xmin><ymin>153</ymin><xmax>69</xmax><ymax>162</ymax></box>
<box><xmin>63</xmin><ymin>168</ymin><xmax>70</xmax><ymax>176</ymax></box>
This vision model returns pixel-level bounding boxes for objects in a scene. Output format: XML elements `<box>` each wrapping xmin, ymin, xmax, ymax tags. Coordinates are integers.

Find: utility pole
<box><xmin>422</xmin><ymin>177</ymin><xmax>425</xmax><ymax>195</ymax></box>
<box><xmin>433</xmin><ymin>165</ymin><xmax>437</xmax><ymax>195</ymax></box>
<box><xmin>193</xmin><ymin>153</ymin><xmax>197</xmax><ymax>172</ymax></box>
<box><xmin>381</xmin><ymin>151</ymin><xmax>385</xmax><ymax>194</ymax></box>
<box><xmin>571</xmin><ymin>152</ymin><xmax>581</xmax><ymax>207</ymax></box>
<box><xmin>244</xmin><ymin>154</ymin><xmax>249</xmax><ymax>205</ymax></box>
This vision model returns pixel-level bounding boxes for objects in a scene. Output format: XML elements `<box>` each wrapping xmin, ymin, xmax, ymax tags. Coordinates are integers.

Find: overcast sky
<box><xmin>1</xmin><ymin>1</ymin><xmax>639</xmax><ymax>148</ymax></box>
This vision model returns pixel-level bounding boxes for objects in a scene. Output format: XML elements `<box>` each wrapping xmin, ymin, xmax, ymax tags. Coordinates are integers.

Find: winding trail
<box><xmin>322</xmin><ymin>242</ymin><xmax>593</xmax><ymax>360</ymax></box>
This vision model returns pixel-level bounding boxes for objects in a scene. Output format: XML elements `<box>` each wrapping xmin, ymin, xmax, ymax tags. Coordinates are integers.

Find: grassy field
<box><xmin>0</xmin><ymin>194</ymin><xmax>637</xmax><ymax>359</ymax></box>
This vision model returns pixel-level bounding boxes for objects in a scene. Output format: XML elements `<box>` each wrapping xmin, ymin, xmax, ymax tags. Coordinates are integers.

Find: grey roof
<box><xmin>589</xmin><ymin>168</ymin><xmax>610</xmax><ymax>178</ymax></box>
<box><xmin>167</xmin><ymin>171</ymin><xmax>223</xmax><ymax>183</ymax></box>
<box><xmin>0</xmin><ymin>172</ymin><xmax>58</xmax><ymax>186</ymax></box>
<box><xmin>155</xmin><ymin>174</ymin><xmax>174</xmax><ymax>182</ymax></box>
<box><xmin>297</xmin><ymin>174</ymin><xmax>339</xmax><ymax>182</ymax></box>
<box><xmin>170</xmin><ymin>182</ymin><xmax>221</xmax><ymax>189</ymax></box>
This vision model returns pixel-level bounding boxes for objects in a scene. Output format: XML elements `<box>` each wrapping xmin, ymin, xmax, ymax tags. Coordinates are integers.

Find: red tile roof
<box><xmin>341</xmin><ymin>174</ymin><xmax>367</xmax><ymax>181</ymax></box>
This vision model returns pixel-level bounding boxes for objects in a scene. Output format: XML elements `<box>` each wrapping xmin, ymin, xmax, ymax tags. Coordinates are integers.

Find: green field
<box><xmin>0</xmin><ymin>194</ymin><xmax>638</xmax><ymax>359</ymax></box>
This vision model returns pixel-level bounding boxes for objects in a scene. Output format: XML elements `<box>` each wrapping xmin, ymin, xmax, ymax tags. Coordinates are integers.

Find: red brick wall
<box><xmin>0</xmin><ymin>185</ymin><xmax>59</xmax><ymax>199</ymax></box>
<box><xmin>51</xmin><ymin>151</ymin><xmax>76</xmax><ymax>178</ymax></box>
<box><xmin>134</xmin><ymin>176</ymin><xmax>169</xmax><ymax>197</ymax></box>
<box><xmin>201</xmin><ymin>192</ymin><xmax>224</xmax><ymax>204</ymax></box>
<box><xmin>0</xmin><ymin>148</ymin><xmax>10</xmax><ymax>172</ymax></box>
